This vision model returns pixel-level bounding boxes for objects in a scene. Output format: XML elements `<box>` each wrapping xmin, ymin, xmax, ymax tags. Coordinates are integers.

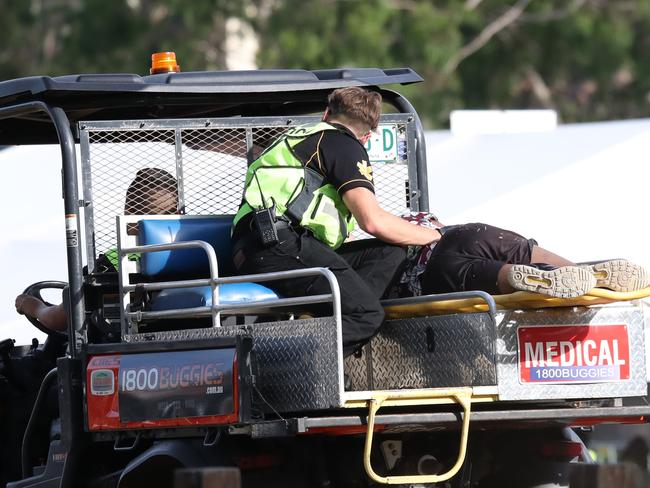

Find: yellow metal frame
<box><xmin>345</xmin><ymin>387</ymin><xmax>490</xmax><ymax>485</ymax></box>
<box><xmin>384</xmin><ymin>286</ymin><xmax>650</xmax><ymax>319</ymax></box>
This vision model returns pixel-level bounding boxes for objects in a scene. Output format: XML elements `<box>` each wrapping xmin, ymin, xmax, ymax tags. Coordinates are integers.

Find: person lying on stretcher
<box><xmin>397</xmin><ymin>212</ymin><xmax>649</xmax><ymax>299</ymax></box>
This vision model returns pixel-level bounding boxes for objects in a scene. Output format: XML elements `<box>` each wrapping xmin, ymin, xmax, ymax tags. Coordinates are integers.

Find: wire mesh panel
<box><xmin>80</xmin><ymin>115</ymin><xmax>417</xmax><ymax>270</ymax></box>
<box><xmin>81</xmin><ymin>129</ymin><xmax>177</xmax><ymax>272</ymax></box>
<box><xmin>179</xmin><ymin>126</ymin><xmax>293</xmax><ymax>216</ymax></box>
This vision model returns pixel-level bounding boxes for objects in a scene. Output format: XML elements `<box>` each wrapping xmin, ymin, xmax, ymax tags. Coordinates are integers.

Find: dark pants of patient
<box><xmin>420</xmin><ymin>223</ymin><xmax>537</xmax><ymax>295</ymax></box>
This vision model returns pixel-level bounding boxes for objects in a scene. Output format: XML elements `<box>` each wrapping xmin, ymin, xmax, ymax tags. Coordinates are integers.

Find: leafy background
<box><xmin>1</xmin><ymin>0</ymin><xmax>648</xmax><ymax>128</ymax></box>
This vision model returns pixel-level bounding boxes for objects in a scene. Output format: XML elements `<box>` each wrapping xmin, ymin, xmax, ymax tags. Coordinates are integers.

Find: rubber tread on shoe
<box><xmin>507</xmin><ymin>265</ymin><xmax>596</xmax><ymax>299</ymax></box>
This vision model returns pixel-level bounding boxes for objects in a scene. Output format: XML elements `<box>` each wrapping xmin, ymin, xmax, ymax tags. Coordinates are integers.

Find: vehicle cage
<box><xmin>1</xmin><ymin>68</ymin><xmax>648</xmax><ymax>487</ymax></box>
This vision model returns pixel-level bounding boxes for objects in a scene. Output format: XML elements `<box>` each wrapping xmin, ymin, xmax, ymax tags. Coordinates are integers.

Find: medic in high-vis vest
<box><xmin>231</xmin><ymin>87</ymin><xmax>440</xmax><ymax>356</ymax></box>
<box><xmin>233</xmin><ymin>121</ymin><xmax>358</xmax><ymax>249</ymax></box>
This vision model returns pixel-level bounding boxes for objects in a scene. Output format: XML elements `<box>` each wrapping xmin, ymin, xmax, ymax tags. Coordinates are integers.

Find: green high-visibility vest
<box><xmin>102</xmin><ymin>248</ymin><xmax>140</xmax><ymax>271</ymax></box>
<box><xmin>233</xmin><ymin>122</ymin><xmax>358</xmax><ymax>249</ymax></box>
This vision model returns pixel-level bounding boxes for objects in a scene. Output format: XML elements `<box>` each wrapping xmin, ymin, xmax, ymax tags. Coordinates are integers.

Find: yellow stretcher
<box><xmin>385</xmin><ymin>286</ymin><xmax>650</xmax><ymax>319</ymax></box>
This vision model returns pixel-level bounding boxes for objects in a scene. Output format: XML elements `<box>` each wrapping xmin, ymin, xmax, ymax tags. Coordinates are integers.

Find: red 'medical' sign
<box><xmin>517</xmin><ymin>325</ymin><xmax>630</xmax><ymax>384</ymax></box>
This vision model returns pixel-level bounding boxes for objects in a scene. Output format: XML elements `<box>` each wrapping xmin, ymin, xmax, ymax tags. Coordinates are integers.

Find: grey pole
<box><xmin>49</xmin><ymin>106</ymin><xmax>84</xmax><ymax>355</ymax></box>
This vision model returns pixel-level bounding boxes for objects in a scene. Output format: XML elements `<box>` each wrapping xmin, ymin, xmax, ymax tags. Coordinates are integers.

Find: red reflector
<box><xmin>570</xmin><ymin>415</ymin><xmax>646</xmax><ymax>427</ymax></box>
<box><xmin>540</xmin><ymin>441</ymin><xmax>583</xmax><ymax>458</ymax></box>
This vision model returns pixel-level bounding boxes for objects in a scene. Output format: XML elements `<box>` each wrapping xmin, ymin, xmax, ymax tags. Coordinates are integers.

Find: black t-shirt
<box><xmin>233</xmin><ymin>124</ymin><xmax>375</xmax><ymax>241</ymax></box>
<box><xmin>292</xmin><ymin>123</ymin><xmax>375</xmax><ymax>195</ymax></box>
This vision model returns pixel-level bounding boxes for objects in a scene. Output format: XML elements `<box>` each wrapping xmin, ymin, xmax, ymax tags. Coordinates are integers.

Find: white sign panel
<box><xmin>365</xmin><ymin>124</ymin><xmax>398</xmax><ymax>163</ymax></box>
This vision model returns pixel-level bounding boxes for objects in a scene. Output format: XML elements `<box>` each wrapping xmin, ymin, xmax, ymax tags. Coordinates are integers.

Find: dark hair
<box><xmin>327</xmin><ymin>87</ymin><xmax>382</xmax><ymax>132</ymax></box>
<box><xmin>124</xmin><ymin>168</ymin><xmax>179</xmax><ymax>215</ymax></box>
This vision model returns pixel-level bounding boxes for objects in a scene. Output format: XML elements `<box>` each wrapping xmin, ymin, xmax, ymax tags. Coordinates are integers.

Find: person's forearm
<box><xmin>15</xmin><ymin>295</ymin><xmax>68</xmax><ymax>331</ymax></box>
<box><xmin>42</xmin><ymin>304</ymin><xmax>68</xmax><ymax>331</ymax></box>
<box><xmin>342</xmin><ymin>187</ymin><xmax>441</xmax><ymax>246</ymax></box>
<box><xmin>361</xmin><ymin>209</ymin><xmax>440</xmax><ymax>246</ymax></box>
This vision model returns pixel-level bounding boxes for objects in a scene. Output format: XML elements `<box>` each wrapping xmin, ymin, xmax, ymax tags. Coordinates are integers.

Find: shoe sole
<box><xmin>587</xmin><ymin>259</ymin><xmax>650</xmax><ymax>292</ymax></box>
<box><xmin>508</xmin><ymin>265</ymin><xmax>596</xmax><ymax>298</ymax></box>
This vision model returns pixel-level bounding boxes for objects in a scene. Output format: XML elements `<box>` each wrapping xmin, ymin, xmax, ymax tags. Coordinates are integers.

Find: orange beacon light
<box><xmin>150</xmin><ymin>52</ymin><xmax>181</xmax><ymax>75</ymax></box>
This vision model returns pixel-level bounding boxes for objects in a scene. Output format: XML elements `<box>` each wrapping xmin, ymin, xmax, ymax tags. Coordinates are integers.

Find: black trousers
<box><xmin>233</xmin><ymin>227</ymin><xmax>406</xmax><ymax>356</ymax></box>
<box><xmin>420</xmin><ymin>223</ymin><xmax>537</xmax><ymax>295</ymax></box>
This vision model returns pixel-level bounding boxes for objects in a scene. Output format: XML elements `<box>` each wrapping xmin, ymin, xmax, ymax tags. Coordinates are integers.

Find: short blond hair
<box><xmin>327</xmin><ymin>87</ymin><xmax>382</xmax><ymax>132</ymax></box>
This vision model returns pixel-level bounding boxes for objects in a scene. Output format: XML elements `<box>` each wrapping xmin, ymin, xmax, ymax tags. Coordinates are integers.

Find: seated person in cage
<box><xmin>398</xmin><ymin>212</ymin><xmax>649</xmax><ymax>299</ymax></box>
<box><xmin>14</xmin><ymin>168</ymin><xmax>180</xmax><ymax>331</ymax></box>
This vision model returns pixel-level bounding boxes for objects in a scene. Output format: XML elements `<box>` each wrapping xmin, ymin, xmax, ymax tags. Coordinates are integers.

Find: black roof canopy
<box><xmin>0</xmin><ymin>68</ymin><xmax>422</xmax><ymax>144</ymax></box>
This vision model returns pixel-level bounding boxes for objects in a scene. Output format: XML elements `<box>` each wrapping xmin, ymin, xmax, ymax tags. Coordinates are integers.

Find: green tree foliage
<box><xmin>253</xmin><ymin>0</ymin><xmax>650</xmax><ymax>127</ymax></box>
<box><xmin>0</xmin><ymin>0</ymin><xmax>648</xmax><ymax>128</ymax></box>
<box><xmin>251</xmin><ymin>0</ymin><xmax>466</xmax><ymax>127</ymax></box>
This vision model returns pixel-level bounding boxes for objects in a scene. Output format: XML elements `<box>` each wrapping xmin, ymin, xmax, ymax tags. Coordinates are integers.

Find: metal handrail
<box><xmin>127</xmin><ymin>293</ymin><xmax>333</xmax><ymax>321</ymax></box>
<box><xmin>121</xmin><ymin>240</ymin><xmax>221</xmax><ymax>325</ymax></box>
<box><xmin>119</xmin><ymin>243</ymin><xmax>342</xmax><ymax>327</ymax></box>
